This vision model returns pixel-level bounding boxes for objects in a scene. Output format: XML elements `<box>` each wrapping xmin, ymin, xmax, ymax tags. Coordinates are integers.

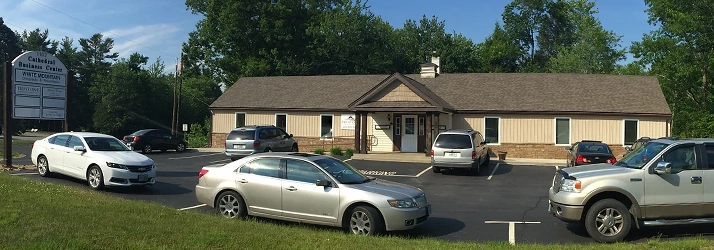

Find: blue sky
<box><xmin>1</xmin><ymin>0</ymin><xmax>654</xmax><ymax>73</ymax></box>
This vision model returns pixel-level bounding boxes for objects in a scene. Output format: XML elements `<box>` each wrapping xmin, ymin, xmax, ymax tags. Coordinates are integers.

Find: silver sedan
<box><xmin>194</xmin><ymin>152</ymin><xmax>431</xmax><ymax>235</ymax></box>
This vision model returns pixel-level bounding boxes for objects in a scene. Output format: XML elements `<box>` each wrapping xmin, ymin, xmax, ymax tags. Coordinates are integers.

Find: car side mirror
<box><xmin>289</xmin><ymin>134</ymin><xmax>293</xmax><ymax>138</ymax></box>
<box><xmin>316</xmin><ymin>179</ymin><xmax>331</xmax><ymax>187</ymax></box>
<box><xmin>483</xmin><ymin>139</ymin><xmax>490</xmax><ymax>144</ymax></box>
<box><xmin>74</xmin><ymin>146</ymin><xmax>86</xmax><ymax>152</ymax></box>
<box><xmin>654</xmin><ymin>162</ymin><xmax>672</xmax><ymax>175</ymax></box>
<box><xmin>625</xmin><ymin>146</ymin><xmax>631</xmax><ymax>151</ymax></box>
<box><xmin>565</xmin><ymin>146</ymin><xmax>572</xmax><ymax>151</ymax></box>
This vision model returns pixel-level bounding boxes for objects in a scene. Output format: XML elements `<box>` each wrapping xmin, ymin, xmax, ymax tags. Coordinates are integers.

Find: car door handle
<box><xmin>237</xmin><ymin>179</ymin><xmax>248</xmax><ymax>183</ymax></box>
<box><xmin>285</xmin><ymin>186</ymin><xmax>297</xmax><ymax>191</ymax></box>
<box><xmin>692</xmin><ymin>176</ymin><xmax>702</xmax><ymax>184</ymax></box>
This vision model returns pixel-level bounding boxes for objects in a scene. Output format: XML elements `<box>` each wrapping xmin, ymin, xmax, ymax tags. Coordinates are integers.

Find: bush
<box><xmin>345</xmin><ymin>148</ymin><xmax>354</xmax><ymax>158</ymax></box>
<box><xmin>313</xmin><ymin>148</ymin><xmax>325</xmax><ymax>155</ymax></box>
<box><xmin>186</xmin><ymin>117</ymin><xmax>210</xmax><ymax>148</ymax></box>
<box><xmin>330</xmin><ymin>146</ymin><xmax>343</xmax><ymax>156</ymax></box>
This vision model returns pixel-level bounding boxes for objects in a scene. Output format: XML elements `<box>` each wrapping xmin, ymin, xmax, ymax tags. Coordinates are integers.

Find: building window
<box><xmin>275</xmin><ymin>114</ymin><xmax>287</xmax><ymax>130</ymax></box>
<box><xmin>484</xmin><ymin>117</ymin><xmax>499</xmax><ymax>144</ymax></box>
<box><xmin>418</xmin><ymin>117</ymin><xmax>425</xmax><ymax>135</ymax></box>
<box><xmin>555</xmin><ymin>117</ymin><xmax>570</xmax><ymax>145</ymax></box>
<box><xmin>624</xmin><ymin>119</ymin><xmax>638</xmax><ymax>145</ymax></box>
<box><xmin>235</xmin><ymin>112</ymin><xmax>246</xmax><ymax>128</ymax></box>
<box><xmin>320</xmin><ymin>114</ymin><xmax>333</xmax><ymax>138</ymax></box>
<box><xmin>395</xmin><ymin>117</ymin><xmax>401</xmax><ymax>135</ymax></box>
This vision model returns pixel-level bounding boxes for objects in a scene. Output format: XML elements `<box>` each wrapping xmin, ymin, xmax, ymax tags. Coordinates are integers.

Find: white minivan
<box><xmin>429</xmin><ymin>129</ymin><xmax>491</xmax><ymax>174</ymax></box>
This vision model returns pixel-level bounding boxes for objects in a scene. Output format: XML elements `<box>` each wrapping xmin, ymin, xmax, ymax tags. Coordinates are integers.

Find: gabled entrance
<box><xmin>348</xmin><ymin>73</ymin><xmax>454</xmax><ymax>154</ymax></box>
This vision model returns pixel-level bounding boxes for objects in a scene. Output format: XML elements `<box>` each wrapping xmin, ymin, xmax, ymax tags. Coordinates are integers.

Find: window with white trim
<box><xmin>320</xmin><ymin>114</ymin><xmax>333</xmax><ymax>138</ymax></box>
<box><xmin>275</xmin><ymin>114</ymin><xmax>287</xmax><ymax>130</ymax></box>
<box><xmin>418</xmin><ymin>117</ymin><xmax>425</xmax><ymax>135</ymax></box>
<box><xmin>484</xmin><ymin>117</ymin><xmax>499</xmax><ymax>144</ymax></box>
<box><xmin>555</xmin><ymin>118</ymin><xmax>570</xmax><ymax>145</ymax></box>
<box><xmin>395</xmin><ymin>117</ymin><xmax>401</xmax><ymax>135</ymax></box>
<box><xmin>624</xmin><ymin>120</ymin><xmax>638</xmax><ymax>145</ymax></box>
<box><xmin>235</xmin><ymin>112</ymin><xmax>246</xmax><ymax>128</ymax></box>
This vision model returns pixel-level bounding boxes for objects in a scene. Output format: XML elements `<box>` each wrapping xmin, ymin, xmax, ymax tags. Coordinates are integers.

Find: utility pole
<box><xmin>171</xmin><ymin>60</ymin><xmax>178</xmax><ymax>136</ymax></box>
<box><xmin>176</xmin><ymin>53</ymin><xmax>184</xmax><ymax>138</ymax></box>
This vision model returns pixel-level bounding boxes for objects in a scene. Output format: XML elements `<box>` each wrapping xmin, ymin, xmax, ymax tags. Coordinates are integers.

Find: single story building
<box><xmin>208</xmin><ymin>58</ymin><xmax>672</xmax><ymax>159</ymax></box>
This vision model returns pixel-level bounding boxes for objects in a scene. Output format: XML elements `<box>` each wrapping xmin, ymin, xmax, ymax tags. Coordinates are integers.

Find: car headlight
<box><xmin>559</xmin><ymin>179</ymin><xmax>582</xmax><ymax>193</ymax></box>
<box><xmin>387</xmin><ymin>198</ymin><xmax>418</xmax><ymax>208</ymax></box>
<box><xmin>107</xmin><ymin>162</ymin><xmax>127</xmax><ymax>170</ymax></box>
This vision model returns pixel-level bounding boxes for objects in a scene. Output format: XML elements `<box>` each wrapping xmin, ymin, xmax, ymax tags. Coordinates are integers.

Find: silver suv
<box><xmin>429</xmin><ymin>129</ymin><xmax>491</xmax><ymax>174</ymax></box>
<box><xmin>549</xmin><ymin>137</ymin><xmax>714</xmax><ymax>243</ymax></box>
<box><xmin>224</xmin><ymin>125</ymin><xmax>298</xmax><ymax>161</ymax></box>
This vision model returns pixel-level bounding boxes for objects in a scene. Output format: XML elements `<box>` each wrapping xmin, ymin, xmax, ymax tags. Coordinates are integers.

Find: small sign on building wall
<box><xmin>183</xmin><ymin>124</ymin><xmax>188</xmax><ymax>131</ymax></box>
<box><xmin>341</xmin><ymin>114</ymin><xmax>355</xmax><ymax>130</ymax></box>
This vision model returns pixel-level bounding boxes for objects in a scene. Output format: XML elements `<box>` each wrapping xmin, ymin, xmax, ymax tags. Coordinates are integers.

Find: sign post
<box><xmin>3</xmin><ymin>51</ymin><xmax>68</xmax><ymax>169</ymax></box>
<box><xmin>3</xmin><ymin>62</ymin><xmax>12</xmax><ymax>168</ymax></box>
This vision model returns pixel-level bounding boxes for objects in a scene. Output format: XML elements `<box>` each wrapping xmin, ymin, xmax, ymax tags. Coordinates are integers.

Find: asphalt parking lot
<box><xmin>6</xmin><ymin>150</ymin><xmax>714</xmax><ymax>245</ymax></box>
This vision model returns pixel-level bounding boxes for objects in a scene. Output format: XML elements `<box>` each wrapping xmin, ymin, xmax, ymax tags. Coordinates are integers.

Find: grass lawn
<box><xmin>0</xmin><ymin>174</ymin><xmax>712</xmax><ymax>249</ymax></box>
<box><xmin>0</xmin><ymin>139</ymin><xmax>35</xmax><ymax>147</ymax></box>
<box><xmin>0</xmin><ymin>151</ymin><xmax>23</xmax><ymax>158</ymax></box>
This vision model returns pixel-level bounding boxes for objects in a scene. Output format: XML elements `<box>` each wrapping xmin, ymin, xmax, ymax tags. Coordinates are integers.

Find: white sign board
<box><xmin>183</xmin><ymin>124</ymin><xmax>188</xmax><ymax>131</ymax></box>
<box><xmin>341</xmin><ymin>114</ymin><xmax>355</xmax><ymax>130</ymax></box>
<box><xmin>11</xmin><ymin>51</ymin><xmax>67</xmax><ymax>120</ymax></box>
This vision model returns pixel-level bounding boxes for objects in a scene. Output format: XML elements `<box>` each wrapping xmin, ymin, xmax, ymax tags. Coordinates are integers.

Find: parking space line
<box><xmin>344</xmin><ymin>159</ymin><xmax>352</xmax><ymax>162</ymax></box>
<box><xmin>555</xmin><ymin>166</ymin><xmax>560</xmax><ymax>170</ymax></box>
<box><xmin>178</xmin><ymin>204</ymin><xmax>207</xmax><ymax>211</ymax></box>
<box><xmin>9</xmin><ymin>172</ymin><xmax>38</xmax><ymax>176</ymax></box>
<box><xmin>484</xmin><ymin>220</ymin><xmax>541</xmax><ymax>245</ymax></box>
<box><xmin>169</xmin><ymin>153</ymin><xmax>222</xmax><ymax>160</ymax></box>
<box><xmin>415</xmin><ymin>166</ymin><xmax>432</xmax><ymax>177</ymax></box>
<box><xmin>487</xmin><ymin>163</ymin><xmax>500</xmax><ymax>180</ymax></box>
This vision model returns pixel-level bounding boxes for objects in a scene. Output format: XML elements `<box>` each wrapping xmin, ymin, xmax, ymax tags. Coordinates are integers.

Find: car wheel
<box><xmin>216</xmin><ymin>191</ymin><xmax>247</xmax><ymax>219</ymax></box>
<box><xmin>584</xmin><ymin>198</ymin><xmax>632</xmax><ymax>243</ymax></box>
<box><xmin>176</xmin><ymin>142</ymin><xmax>186</xmax><ymax>152</ymax></box>
<box><xmin>37</xmin><ymin>155</ymin><xmax>51</xmax><ymax>177</ymax></box>
<box><xmin>86</xmin><ymin>165</ymin><xmax>105</xmax><ymax>190</ymax></box>
<box><xmin>142</xmin><ymin>144</ymin><xmax>152</xmax><ymax>153</ymax></box>
<box><xmin>348</xmin><ymin>206</ymin><xmax>384</xmax><ymax>236</ymax></box>
<box><xmin>432</xmin><ymin>166</ymin><xmax>441</xmax><ymax>173</ymax></box>
<box><xmin>265</xmin><ymin>148</ymin><xmax>272</xmax><ymax>152</ymax></box>
<box><xmin>291</xmin><ymin>144</ymin><xmax>299</xmax><ymax>152</ymax></box>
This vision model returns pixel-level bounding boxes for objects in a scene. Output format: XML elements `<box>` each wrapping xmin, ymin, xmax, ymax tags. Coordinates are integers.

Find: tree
<box><xmin>74</xmin><ymin>33</ymin><xmax>119</xmax><ymax>131</ymax></box>
<box><xmin>0</xmin><ymin>18</ymin><xmax>24</xmax><ymax>135</ymax></box>
<box><xmin>16</xmin><ymin>28</ymin><xmax>58</xmax><ymax>54</ymax></box>
<box><xmin>476</xmin><ymin>22</ymin><xmax>523</xmax><ymax>73</ymax></box>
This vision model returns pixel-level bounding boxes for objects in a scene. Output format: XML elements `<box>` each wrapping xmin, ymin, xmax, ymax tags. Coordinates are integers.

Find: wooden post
<box><xmin>425</xmin><ymin>112</ymin><xmax>432</xmax><ymax>156</ymax></box>
<box><xmin>171</xmin><ymin>63</ymin><xmax>178</xmax><ymax>136</ymax></box>
<box><xmin>360</xmin><ymin>112</ymin><xmax>368</xmax><ymax>153</ymax></box>
<box><xmin>63</xmin><ymin>70</ymin><xmax>74</xmax><ymax>132</ymax></box>
<box><xmin>354</xmin><ymin>112</ymin><xmax>361</xmax><ymax>153</ymax></box>
<box><xmin>3</xmin><ymin>62</ymin><xmax>13</xmax><ymax>168</ymax></box>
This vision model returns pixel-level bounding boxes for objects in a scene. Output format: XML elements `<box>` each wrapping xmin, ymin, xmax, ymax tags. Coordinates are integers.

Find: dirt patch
<box><xmin>0</xmin><ymin>164</ymin><xmax>36</xmax><ymax>172</ymax></box>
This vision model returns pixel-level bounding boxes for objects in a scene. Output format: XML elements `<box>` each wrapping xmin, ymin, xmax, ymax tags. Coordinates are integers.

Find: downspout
<box><xmin>209</xmin><ymin>109</ymin><xmax>214</xmax><ymax>148</ymax></box>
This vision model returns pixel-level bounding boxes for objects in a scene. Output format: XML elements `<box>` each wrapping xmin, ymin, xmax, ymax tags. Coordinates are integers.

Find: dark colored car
<box><xmin>622</xmin><ymin>136</ymin><xmax>678</xmax><ymax>157</ymax></box>
<box><xmin>565</xmin><ymin>140</ymin><xmax>617</xmax><ymax>167</ymax></box>
<box><xmin>123</xmin><ymin>129</ymin><xmax>187</xmax><ymax>153</ymax></box>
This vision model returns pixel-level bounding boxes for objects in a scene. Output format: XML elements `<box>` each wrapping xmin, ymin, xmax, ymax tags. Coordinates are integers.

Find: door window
<box><xmin>239</xmin><ymin>157</ymin><xmax>281</xmax><ymax>178</ymax></box>
<box><xmin>286</xmin><ymin>159</ymin><xmax>327</xmax><ymax>183</ymax></box>
<box><xmin>404</xmin><ymin>117</ymin><xmax>415</xmax><ymax>135</ymax></box>
<box><xmin>51</xmin><ymin>135</ymin><xmax>71</xmax><ymax>147</ymax></box>
<box><xmin>656</xmin><ymin>144</ymin><xmax>698</xmax><ymax>171</ymax></box>
<box><xmin>67</xmin><ymin>136</ymin><xmax>85</xmax><ymax>148</ymax></box>
<box><xmin>705</xmin><ymin>145</ymin><xmax>714</xmax><ymax>169</ymax></box>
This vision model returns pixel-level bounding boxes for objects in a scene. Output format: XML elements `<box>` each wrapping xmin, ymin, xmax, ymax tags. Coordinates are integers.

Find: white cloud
<box><xmin>101</xmin><ymin>23</ymin><xmax>181</xmax><ymax>59</ymax></box>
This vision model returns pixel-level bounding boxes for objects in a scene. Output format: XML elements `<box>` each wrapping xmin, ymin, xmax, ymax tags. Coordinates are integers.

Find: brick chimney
<box><xmin>420</xmin><ymin>56</ymin><xmax>440</xmax><ymax>78</ymax></box>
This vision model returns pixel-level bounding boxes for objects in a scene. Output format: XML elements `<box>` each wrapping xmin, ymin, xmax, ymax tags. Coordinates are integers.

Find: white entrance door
<box><xmin>401</xmin><ymin>115</ymin><xmax>418</xmax><ymax>152</ymax></box>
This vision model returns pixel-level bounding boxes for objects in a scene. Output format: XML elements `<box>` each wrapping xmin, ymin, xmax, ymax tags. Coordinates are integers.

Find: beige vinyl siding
<box><xmin>451</xmin><ymin>114</ymin><xmax>669</xmax><ymax>145</ymax></box>
<box><xmin>212</xmin><ymin>110</ymin><xmax>358</xmax><ymax>138</ymax></box>
<box><xmin>211</xmin><ymin>110</ymin><xmax>236</xmax><ymax>133</ymax></box>
<box><xmin>369</xmin><ymin>113</ymin><xmax>393</xmax><ymax>152</ymax></box>
<box><xmin>369</xmin><ymin>82</ymin><xmax>425</xmax><ymax>102</ymax></box>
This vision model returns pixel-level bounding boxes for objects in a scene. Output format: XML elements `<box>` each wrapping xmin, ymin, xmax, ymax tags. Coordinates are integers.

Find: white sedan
<box><xmin>31</xmin><ymin>132</ymin><xmax>157</xmax><ymax>190</ymax></box>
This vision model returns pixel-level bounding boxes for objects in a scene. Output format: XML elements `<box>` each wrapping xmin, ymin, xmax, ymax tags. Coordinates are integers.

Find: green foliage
<box><xmin>329</xmin><ymin>146</ymin><xmax>343</xmax><ymax>156</ymax></box>
<box><xmin>344</xmin><ymin>148</ymin><xmax>354</xmax><ymax>158</ymax></box>
<box><xmin>313</xmin><ymin>148</ymin><xmax>325</xmax><ymax>155</ymax></box>
<box><xmin>186</xmin><ymin>117</ymin><xmax>211</xmax><ymax>148</ymax></box>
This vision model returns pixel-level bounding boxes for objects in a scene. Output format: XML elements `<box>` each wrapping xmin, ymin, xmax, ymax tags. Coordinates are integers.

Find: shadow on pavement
<box><xmin>563</xmin><ymin>221</ymin><xmax>714</xmax><ymax>242</ymax></box>
<box><xmin>439</xmin><ymin>163</ymin><xmax>512</xmax><ymax>176</ymax></box>
<box><xmin>40</xmin><ymin>173</ymin><xmax>194</xmax><ymax>195</ymax></box>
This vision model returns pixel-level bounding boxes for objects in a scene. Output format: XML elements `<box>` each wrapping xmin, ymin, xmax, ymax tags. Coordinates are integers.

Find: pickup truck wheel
<box><xmin>584</xmin><ymin>198</ymin><xmax>632</xmax><ymax>243</ymax></box>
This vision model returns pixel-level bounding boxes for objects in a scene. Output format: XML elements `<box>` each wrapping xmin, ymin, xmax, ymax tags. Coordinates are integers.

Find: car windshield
<box><xmin>84</xmin><ymin>137</ymin><xmax>132</xmax><ymax>151</ymax></box>
<box><xmin>313</xmin><ymin>157</ymin><xmax>370</xmax><ymax>184</ymax></box>
<box><xmin>578</xmin><ymin>143</ymin><xmax>611</xmax><ymax>154</ymax></box>
<box><xmin>615</xmin><ymin>141</ymin><xmax>669</xmax><ymax>169</ymax></box>
<box><xmin>434</xmin><ymin>134</ymin><xmax>472</xmax><ymax>149</ymax></box>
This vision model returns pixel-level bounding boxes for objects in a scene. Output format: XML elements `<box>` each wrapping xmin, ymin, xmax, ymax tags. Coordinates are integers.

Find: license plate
<box><xmin>138</xmin><ymin>174</ymin><xmax>148</xmax><ymax>182</ymax></box>
<box><xmin>233</xmin><ymin>144</ymin><xmax>245</xmax><ymax>149</ymax></box>
<box><xmin>445</xmin><ymin>152</ymin><xmax>460</xmax><ymax>157</ymax></box>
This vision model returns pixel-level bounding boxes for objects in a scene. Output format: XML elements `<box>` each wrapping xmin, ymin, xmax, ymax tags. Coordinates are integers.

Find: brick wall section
<box><xmin>210</xmin><ymin>133</ymin><xmax>368</xmax><ymax>152</ymax></box>
<box><xmin>486</xmin><ymin>143</ymin><xmax>628</xmax><ymax>160</ymax></box>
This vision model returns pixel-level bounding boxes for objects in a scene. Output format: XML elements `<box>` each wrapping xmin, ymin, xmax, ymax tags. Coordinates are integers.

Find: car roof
<box><xmin>51</xmin><ymin>132</ymin><xmax>116</xmax><ymax>138</ymax></box>
<box><xmin>231</xmin><ymin>125</ymin><xmax>276</xmax><ymax>131</ymax></box>
<box><xmin>239</xmin><ymin>152</ymin><xmax>336</xmax><ymax>161</ymax></box>
<box><xmin>438</xmin><ymin>129</ymin><xmax>476</xmax><ymax>135</ymax></box>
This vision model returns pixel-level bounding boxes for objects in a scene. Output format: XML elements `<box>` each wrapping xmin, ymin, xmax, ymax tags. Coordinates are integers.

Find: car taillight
<box><xmin>606</xmin><ymin>157</ymin><xmax>617</xmax><ymax>164</ymax></box>
<box><xmin>133</xmin><ymin>136</ymin><xmax>140</xmax><ymax>142</ymax></box>
<box><xmin>430</xmin><ymin>149</ymin><xmax>434</xmax><ymax>157</ymax></box>
<box><xmin>576</xmin><ymin>155</ymin><xmax>586</xmax><ymax>163</ymax></box>
<box><xmin>253</xmin><ymin>140</ymin><xmax>260</xmax><ymax>148</ymax></box>
<box><xmin>224</xmin><ymin>142</ymin><xmax>227</xmax><ymax>148</ymax></box>
<box><xmin>199</xmin><ymin>168</ymin><xmax>208</xmax><ymax>178</ymax></box>
<box><xmin>472</xmin><ymin>150</ymin><xmax>476</xmax><ymax>159</ymax></box>
<box><xmin>122</xmin><ymin>136</ymin><xmax>127</xmax><ymax>141</ymax></box>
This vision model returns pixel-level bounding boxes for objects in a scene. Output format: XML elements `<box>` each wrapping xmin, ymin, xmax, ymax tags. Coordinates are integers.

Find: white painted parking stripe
<box><xmin>344</xmin><ymin>159</ymin><xmax>352</xmax><ymax>162</ymax></box>
<box><xmin>416</xmin><ymin>166</ymin><xmax>432</xmax><ymax>177</ymax></box>
<box><xmin>487</xmin><ymin>163</ymin><xmax>500</xmax><ymax>180</ymax></box>
<box><xmin>484</xmin><ymin>220</ymin><xmax>541</xmax><ymax>245</ymax></box>
<box><xmin>169</xmin><ymin>153</ymin><xmax>222</xmax><ymax>160</ymax></box>
<box><xmin>178</xmin><ymin>204</ymin><xmax>207</xmax><ymax>211</ymax></box>
<box><xmin>9</xmin><ymin>172</ymin><xmax>38</xmax><ymax>176</ymax></box>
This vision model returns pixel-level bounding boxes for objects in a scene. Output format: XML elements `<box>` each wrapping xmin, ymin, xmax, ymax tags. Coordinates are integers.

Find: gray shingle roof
<box><xmin>210</xmin><ymin>73</ymin><xmax>672</xmax><ymax>116</ymax></box>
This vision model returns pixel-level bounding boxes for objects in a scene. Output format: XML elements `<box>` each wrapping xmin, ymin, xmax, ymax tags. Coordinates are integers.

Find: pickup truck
<box><xmin>548</xmin><ymin>137</ymin><xmax>714</xmax><ymax>243</ymax></box>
